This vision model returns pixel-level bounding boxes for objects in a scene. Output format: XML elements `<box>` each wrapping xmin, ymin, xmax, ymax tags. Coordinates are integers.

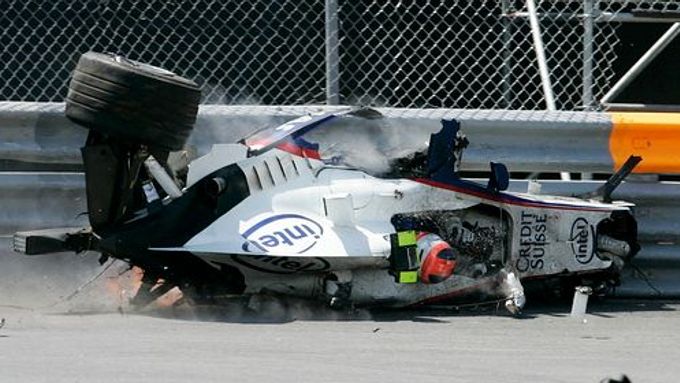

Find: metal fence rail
<box><xmin>0</xmin><ymin>101</ymin><xmax>619</xmax><ymax>172</ymax></box>
<box><xmin>2</xmin><ymin>173</ymin><xmax>677</xmax><ymax>297</ymax></box>
<box><xmin>6</xmin><ymin>102</ymin><xmax>680</xmax><ymax>174</ymax></box>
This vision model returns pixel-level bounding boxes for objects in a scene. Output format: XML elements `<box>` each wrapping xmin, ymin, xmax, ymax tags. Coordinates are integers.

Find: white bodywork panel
<box><xmin>155</xmin><ymin>146</ymin><xmax>631</xmax><ymax>307</ymax></box>
<box><xmin>186</xmin><ymin>144</ymin><xmax>248</xmax><ymax>187</ymax></box>
<box><xmin>178</xmin><ymin>149</ymin><xmax>477</xmax><ymax>259</ymax></box>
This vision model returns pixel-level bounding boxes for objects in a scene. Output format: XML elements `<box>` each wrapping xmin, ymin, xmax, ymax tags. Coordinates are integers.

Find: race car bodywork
<box><xmin>12</xmin><ymin>53</ymin><xmax>640</xmax><ymax>313</ymax></box>
<box><xmin>15</xmin><ymin>108</ymin><xmax>639</xmax><ymax>312</ymax></box>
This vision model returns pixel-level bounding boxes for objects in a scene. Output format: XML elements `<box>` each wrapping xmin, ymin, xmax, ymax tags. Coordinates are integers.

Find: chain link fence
<box><xmin>0</xmin><ymin>0</ymin><xmax>677</xmax><ymax>109</ymax></box>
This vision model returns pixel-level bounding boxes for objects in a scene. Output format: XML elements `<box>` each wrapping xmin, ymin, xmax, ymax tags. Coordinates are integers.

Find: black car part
<box><xmin>65</xmin><ymin>52</ymin><xmax>201</xmax><ymax>232</ymax></box>
<box><xmin>60</xmin><ymin>53</ymin><xmax>249</xmax><ymax>301</ymax></box>
<box><xmin>66</xmin><ymin>51</ymin><xmax>201</xmax><ymax>151</ymax></box>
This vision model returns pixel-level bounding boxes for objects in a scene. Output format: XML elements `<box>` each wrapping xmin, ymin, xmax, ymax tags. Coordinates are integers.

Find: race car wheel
<box><xmin>65</xmin><ymin>52</ymin><xmax>201</xmax><ymax>151</ymax></box>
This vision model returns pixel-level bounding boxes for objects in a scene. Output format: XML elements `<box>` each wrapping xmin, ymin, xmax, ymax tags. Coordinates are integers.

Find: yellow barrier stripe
<box><xmin>610</xmin><ymin>112</ymin><xmax>680</xmax><ymax>173</ymax></box>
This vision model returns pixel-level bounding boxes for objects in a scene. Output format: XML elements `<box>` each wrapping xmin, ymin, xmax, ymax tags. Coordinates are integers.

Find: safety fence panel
<box><xmin>337</xmin><ymin>0</ymin><xmax>612</xmax><ymax>110</ymax></box>
<box><xmin>1</xmin><ymin>1</ymin><xmax>679</xmax><ymax>109</ymax></box>
<box><xmin>0</xmin><ymin>0</ymin><xmax>327</xmax><ymax>105</ymax></box>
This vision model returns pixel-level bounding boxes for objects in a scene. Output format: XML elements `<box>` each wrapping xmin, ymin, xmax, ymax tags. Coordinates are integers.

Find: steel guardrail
<box><xmin>1</xmin><ymin>172</ymin><xmax>678</xmax><ymax>298</ymax></box>
<box><xmin>1</xmin><ymin>102</ymin><xmax>678</xmax><ymax>297</ymax></box>
<box><xmin>3</xmin><ymin>102</ymin><xmax>680</xmax><ymax>174</ymax></box>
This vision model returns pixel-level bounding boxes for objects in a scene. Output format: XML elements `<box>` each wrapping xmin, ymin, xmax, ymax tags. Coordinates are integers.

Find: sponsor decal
<box><xmin>240</xmin><ymin>213</ymin><xmax>324</xmax><ymax>255</ymax></box>
<box><xmin>235</xmin><ymin>213</ymin><xmax>330</xmax><ymax>274</ymax></box>
<box><xmin>569</xmin><ymin>217</ymin><xmax>596</xmax><ymax>264</ymax></box>
<box><xmin>516</xmin><ymin>211</ymin><xmax>549</xmax><ymax>272</ymax></box>
<box><xmin>232</xmin><ymin>255</ymin><xmax>331</xmax><ymax>274</ymax></box>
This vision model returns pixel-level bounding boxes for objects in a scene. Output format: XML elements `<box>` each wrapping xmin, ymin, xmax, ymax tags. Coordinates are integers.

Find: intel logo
<box><xmin>231</xmin><ymin>255</ymin><xmax>331</xmax><ymax>275</ymax></box>
<box><xmin>569</xmin><ymin>217</ymin><xmax>595</xmax><ymax>264</ymax></box>
<box><xmin>241</xmin><ymin>213</ymin><xmax>324</xmax><ymax>255</ymax></box>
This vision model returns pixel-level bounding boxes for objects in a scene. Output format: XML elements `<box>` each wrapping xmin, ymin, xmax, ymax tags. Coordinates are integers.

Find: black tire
<box><xmin>66</xmin><ymin>52</ymin><xmax>201</xmax><ymax>151</ymax></box>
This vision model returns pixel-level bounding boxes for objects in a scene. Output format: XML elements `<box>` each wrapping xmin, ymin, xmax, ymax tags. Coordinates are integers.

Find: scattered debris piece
<box><xmin>503</xmin><ymin>271</ymin><xmax>526</xmax><ymax>315</ymax></box>
<box><xmin>600</xmin><ymin>374</ymin><xmax>631</xmax><ymax>383</ymax></box>
<box><xmin>571</xmin><ymin>286</ymin><xmax>593</xmax><ymax>317</ymax></box>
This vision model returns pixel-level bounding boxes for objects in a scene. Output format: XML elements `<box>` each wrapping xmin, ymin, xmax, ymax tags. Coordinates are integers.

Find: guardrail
<box><xmin>1</xmin><ymin>172</ymin><xmax>678</xmax><ymax>298</ymax></box>
<box><xmin>3</xmin><ymin>102</ymin><xmax>680</xmax><ymax>174</ymax></box>
<box><xmin>0</xmin><ymin>102</ymin><xmax>678</xmax><ymax>298</ymax></box>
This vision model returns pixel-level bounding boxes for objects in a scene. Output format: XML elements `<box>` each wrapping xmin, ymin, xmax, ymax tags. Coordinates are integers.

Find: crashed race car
<box><xmin>14</xmin><ymin>52</ymin><xmax>640</xmax><ymax>314</ymax></box>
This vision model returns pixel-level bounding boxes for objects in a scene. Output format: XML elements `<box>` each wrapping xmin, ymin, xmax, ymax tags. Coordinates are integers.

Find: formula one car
<box><xmin>14</xmin><ymin>53</ymin><xmax>640</xmax><ymax>313</ymax></box>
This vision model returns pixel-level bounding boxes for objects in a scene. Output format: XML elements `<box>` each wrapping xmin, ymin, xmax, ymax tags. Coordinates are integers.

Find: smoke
<box><xmin>201</xmin><ymin>83</ymin><xmax>262</xmax><ymax>106</ymax></box>
<box><xmin>305</xmin><ymin>115</ymin><xmax>441</xmax><ymax>175</ymax></box>
<box><xmin>189</xmin><ymin>108</ymin><xmax>443</xmax><ymax>174</ymax></box>
<box><xmin>143</xmin><ymin>294</ymin><xmax>372</xmax><ymax>323</ymax></box>
<box><xmin>0</xmin><ymin>240</ymin><xmax>126</xmax><ymax>313</ymax></box>
<box><xmin>0</xmin><ymin>240</ymin><xmax>371</xmax><ymax>322</ymax></box>
<box><xmin>0</xmin><ymin>245</ymin><xmax>358</xmax><ymax>322</ymax></box>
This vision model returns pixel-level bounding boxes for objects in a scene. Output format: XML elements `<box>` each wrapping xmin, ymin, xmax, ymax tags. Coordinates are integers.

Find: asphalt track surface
<box><xmin>2</xmin><ymin>242</ymin><xmax>680</xmax><ymax>383</ymax></box>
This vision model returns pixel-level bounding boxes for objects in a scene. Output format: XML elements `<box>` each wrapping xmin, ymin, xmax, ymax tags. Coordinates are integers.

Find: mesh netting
<box><xmin>0</xmin><ymin>0</ymin><xmax>676</xmax><ymax>109</ymax></box>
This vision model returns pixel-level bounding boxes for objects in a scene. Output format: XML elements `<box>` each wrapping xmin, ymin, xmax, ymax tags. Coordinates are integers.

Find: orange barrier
<box><xmin>610</xmin><ymin>112</ymin><xmax>680</xmax><ymax>173</ymax></box>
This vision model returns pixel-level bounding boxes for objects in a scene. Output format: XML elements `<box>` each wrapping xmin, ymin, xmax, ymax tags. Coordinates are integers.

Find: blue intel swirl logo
<box><xmin>569</xmin><ymin>217</ymin><xmax>595</xmax><ymax>264</ymax></box>
<box><xmin>240</xmin><ymin>214</ymin><xmax>324</xmax><ymax>255</ymax></box>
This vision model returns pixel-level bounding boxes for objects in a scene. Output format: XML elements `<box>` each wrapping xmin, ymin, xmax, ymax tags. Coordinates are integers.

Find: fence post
<box><xmin>526</xmin><ymin>0</ymin><xmax>556</xmax><ymax>111</ymax></box>
<box><xmin>325</xmin><ymin>0</ymin><xmax>340</xmax><ymax>105</ymax></box>
<box><xmin>582</xmin><ymin>0</ymin><xmax>595</xmax><ymax>110</ymax></box>
<box><xmin>501</xmin><ymin>0</ymin><xmax>514</xmax><ymax>109</ymax></box>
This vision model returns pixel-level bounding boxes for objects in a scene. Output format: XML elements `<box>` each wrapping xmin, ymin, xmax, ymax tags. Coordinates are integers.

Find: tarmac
<box><xmin>1</xmin><ymin>241</ymin><xmax>679</xmax><ymax>383</ymax></box>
